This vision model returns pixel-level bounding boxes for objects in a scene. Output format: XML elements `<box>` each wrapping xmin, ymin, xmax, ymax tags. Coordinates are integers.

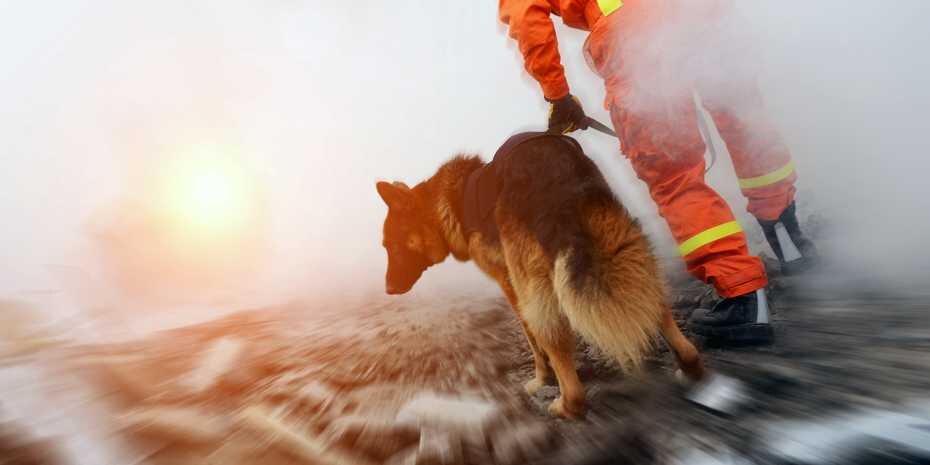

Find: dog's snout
<box><xmin>386</xmin><ymin>280</ymin><xmax>413</xmax><ymax>295</ymax></box>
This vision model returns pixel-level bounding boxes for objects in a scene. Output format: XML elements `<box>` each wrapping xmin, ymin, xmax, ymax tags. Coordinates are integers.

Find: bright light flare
<box><xmin>90</xmin><ymin>143</ymin><xmax>269</xmax><ymax>301</ymax></box>
<box><xmin>155</xmin><ymin>145</ymin><xmax>262</xmax><ymax>240</ymax></box>
<box><xmin>175</xmin><ymin>163</ymin><xmax>249</xmax><ymax>231</ymax></box>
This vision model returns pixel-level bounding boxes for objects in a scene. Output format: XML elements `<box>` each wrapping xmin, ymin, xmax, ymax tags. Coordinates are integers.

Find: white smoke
<box><xmin>587</xmin><ymin>0</ymin><xmax>930</xmax><ymax>290</ymax></box>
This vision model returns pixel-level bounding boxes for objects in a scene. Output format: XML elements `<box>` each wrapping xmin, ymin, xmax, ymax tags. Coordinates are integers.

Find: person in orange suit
<box><xmin>499</xmin><ymin>0</ymin><xmax>817</xmax><ymax>344</ymax></box>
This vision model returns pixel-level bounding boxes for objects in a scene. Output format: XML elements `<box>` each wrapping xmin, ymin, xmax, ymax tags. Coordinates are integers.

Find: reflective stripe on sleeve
<box><xmin>737</xmin><ymin>160</ymin><xmax>795</xmax><ymax>189</ymax></box>
<box><xmin>678</xmin><ymin>221</ymin><xmax>743</xmax><ymax>256</ymax></box>
<box><xmin>597</xmin><ymin>0</ymin><xmax>623</xmax><ymax>16</ymax></box>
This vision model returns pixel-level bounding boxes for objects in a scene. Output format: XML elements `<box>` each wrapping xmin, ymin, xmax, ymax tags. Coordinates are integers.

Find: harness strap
<box><xmin>462</xmin><ymin>132</ymin><xmax>583</xmax><ymax>240</ymax></box>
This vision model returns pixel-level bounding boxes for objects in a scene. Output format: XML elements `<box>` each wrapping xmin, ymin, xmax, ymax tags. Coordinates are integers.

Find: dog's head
<box><xmin>376</xmin><ymin>181</ymin><xmax>448</xmax><ymax>295</ymax></box>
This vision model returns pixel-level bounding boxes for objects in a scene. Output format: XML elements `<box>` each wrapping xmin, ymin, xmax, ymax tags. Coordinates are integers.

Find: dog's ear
<box><xmin>376</xmin><ymin>181</ymin><xmax>413</xmax><ymax>210</ymax></box>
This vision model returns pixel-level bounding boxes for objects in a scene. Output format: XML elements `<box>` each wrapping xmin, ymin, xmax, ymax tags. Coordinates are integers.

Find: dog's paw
<box><xmin>524</xmin><ymin>377</ymin><xmax>545</xmax><ymax>396</ymax></box>
<box><xmin>675</xmin><ymin>368</ymin><xmax>707</xmax><ymax>386</ymax></box>
<box><xmin>548</xmin><ymin>396</ymin><xmax>584</xmax><ymax>420</ymax></box>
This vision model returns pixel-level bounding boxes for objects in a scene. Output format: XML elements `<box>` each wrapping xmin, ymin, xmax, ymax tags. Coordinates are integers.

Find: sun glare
<box><xmin>180</xmin><ymin>167</ymin><xmax>244</xmax><ymax>228</ymax></box>
<box><xmin>157</xmin><ymin>146</ymin><xmax>260</xmax><ymax>238</ymax></box>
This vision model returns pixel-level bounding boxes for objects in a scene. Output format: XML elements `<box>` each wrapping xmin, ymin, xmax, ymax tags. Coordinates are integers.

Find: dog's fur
<box><xmin>376</xmin><ymin>137</ymin><xmax>705</xmax><ymax>418</ymax></box>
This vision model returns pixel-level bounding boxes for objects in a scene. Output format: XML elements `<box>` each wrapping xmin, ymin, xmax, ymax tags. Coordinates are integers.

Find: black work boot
<box><xmin>689</xmin><ymin>289</ymin><xmax>774</xmax><ymax>345</ymax></box>
<box><xmin>757</xmin><ymin>202</ymin><xmax>819</xmax><ymax>276</ymax></box>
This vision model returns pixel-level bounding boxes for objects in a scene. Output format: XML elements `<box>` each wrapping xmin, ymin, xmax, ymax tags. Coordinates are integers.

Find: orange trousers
<box><xmin>585</xmin><ymin>0</ymin><xmax>796</xmax><ymax>297</ymax></box>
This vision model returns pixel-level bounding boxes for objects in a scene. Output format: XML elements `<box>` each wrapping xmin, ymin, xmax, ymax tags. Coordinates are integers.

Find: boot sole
<box><xmin>691</xmin><ymin>323</ymin><xmax>774</xmax><ymax>346</ymax></box>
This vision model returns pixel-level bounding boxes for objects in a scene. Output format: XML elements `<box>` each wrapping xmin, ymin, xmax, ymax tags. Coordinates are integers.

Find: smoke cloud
<box><xmin>585</xmin><ymin>0</ymin><xmax>930</xmax><ymax>291</ymax></box>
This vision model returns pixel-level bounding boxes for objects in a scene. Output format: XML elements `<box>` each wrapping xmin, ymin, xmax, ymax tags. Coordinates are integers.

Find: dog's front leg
<box><xmin>497</xmin><ymin>279</ymin><xmax>552</xmax><ymax>394</ymax></box>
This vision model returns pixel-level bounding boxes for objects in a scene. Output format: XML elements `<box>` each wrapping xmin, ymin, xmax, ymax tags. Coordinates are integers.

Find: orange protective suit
<box><xmin>499</xmin><ymin>0</ymin><xmax>797</xmax><ymax>297</ymax></box>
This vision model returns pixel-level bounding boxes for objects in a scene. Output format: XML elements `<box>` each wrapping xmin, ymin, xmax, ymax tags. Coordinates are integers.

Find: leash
<box><xmin>547</xmin><ymin>116</ymin><xmax>617</xmax><ymax>138</ymax></box>
<box><xmin>582</xmin><ymin>116</ymin><xmax>617</xmax><ymax>137</ymax></box>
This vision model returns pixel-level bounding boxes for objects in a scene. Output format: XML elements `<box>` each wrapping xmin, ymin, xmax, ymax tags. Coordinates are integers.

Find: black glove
<box><xmin>547</xmin><ymin>94</ymin><xmax>589</xmax><ymax>134</ymax></box>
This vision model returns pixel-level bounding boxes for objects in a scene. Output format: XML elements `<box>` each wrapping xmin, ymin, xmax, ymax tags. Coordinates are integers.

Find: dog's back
<box><xmin>492</xmin><ymin>137</ymin><xmax>666</xmax><ymax>368</ymax></box>
<box><xmin>494</xmin><ymin>137</ymin><xmax>617</xmax><ymax>279</ymax></box>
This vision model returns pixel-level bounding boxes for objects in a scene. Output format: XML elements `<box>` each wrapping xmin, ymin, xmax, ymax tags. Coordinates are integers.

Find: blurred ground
<box><xmin>2</xmin><ymin>265</ymin><xmax>930</xmax><ymax>465</ymax></box>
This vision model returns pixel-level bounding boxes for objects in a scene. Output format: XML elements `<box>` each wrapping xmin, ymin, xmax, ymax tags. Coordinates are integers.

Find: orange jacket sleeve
<box><xmin>499</xmin><ymin>0</ymin><xmax>570</xmax><ymax>101</ymax></box>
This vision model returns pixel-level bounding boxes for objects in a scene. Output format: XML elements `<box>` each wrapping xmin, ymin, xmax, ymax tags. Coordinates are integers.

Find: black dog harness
<box><xmin>462</xmin><ymin>132</ymin><xmax>584</xmax><ymax>241</ymax></box>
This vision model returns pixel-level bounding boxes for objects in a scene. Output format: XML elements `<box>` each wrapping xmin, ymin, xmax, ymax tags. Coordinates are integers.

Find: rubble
<box><xmin>491</xmin><ymin>421</ymin><xmax>553</xmax><ymax>465</ymax></box>
<box><xmin>0</xmin><ymin>300</ymin><xmax>58</xmax><ymax>360</ymax></box>
<box><xmin>118</xmin><ymin>407</ymin><xmax>229</xmax><ymax>444</ymax></box>
<box><xmin>0</xmin><ymin>419</ymin><xmax>66</xmax><ymax>465</ymax></box>
<box><xmin>238</xmin><ymin>406</ymin><xmax>375</xmax><ymax>465</ymax></box>
<box><xmin>10</xmin><ymin>271</ymin><xmax>927</xmax><ymax>465</ymax></box>
<box><xmin>384</xmin><ymin>446</ymin><xmax>418</xmax><ymax>465</ymax></box>
<box><xmin>181</xmin><ymin>337</ymin><xmax>245</xmax><ymax>393</ymax></box>
<box><xmin>54</xmin><ymin>303</ymin><xmax>543</xmax><ymax>465</ymax></box>
<box><xmin>395</xmin><ymin>393</ymin><xmax>504</xmax><ymax>441</ymax></box>
<box><xmin>415</xmin><ymin>428</ymin><xmax>463</xmax><ymax>465</ymax></box>
<box><xmin>321</xmin><ymin>414</ymin><xmax>420</xmax><ymax>461</ymax></box>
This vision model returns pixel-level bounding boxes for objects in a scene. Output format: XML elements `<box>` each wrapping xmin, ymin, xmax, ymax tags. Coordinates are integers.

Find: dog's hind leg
<box><xmin>519</xmin><ymin>287</ymin><xmax>585</xmax><ymax>419</ymax></box>
<box><xmin>501</xmin><ymin>225</ymin><xmax>585</xmax><ymax>419</ymax></box>
<box><xmin>660</xmin><ymin>307</ymin><xmax>706</xmax><ymax>382</ymax></box>
<box><xmin>536</xmin><ymin>320</ymin><xmax>585</xmax><ymax>419</ymax></box>
<box><xmin>517</xmin><ymin>319</ymin><xmax>553</xmax><ymax>396</ymax></box>
<box><xmin>496</xmin><ymin>279</ymin><xmax>552</xmax><ymax>395</ymax></box>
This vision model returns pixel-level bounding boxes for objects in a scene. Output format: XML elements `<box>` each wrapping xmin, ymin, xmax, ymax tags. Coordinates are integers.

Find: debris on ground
<box><xmin>3</xmin><ymin>265</ymin><xmax>930</xmax><ymax>464</ymax></box>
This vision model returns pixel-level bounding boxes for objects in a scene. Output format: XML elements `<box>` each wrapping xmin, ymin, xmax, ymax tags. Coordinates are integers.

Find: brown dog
<box><xmin>376</xmin><ymin>135</ymin><xmax>705</xmax><ymax>418</ymax></box>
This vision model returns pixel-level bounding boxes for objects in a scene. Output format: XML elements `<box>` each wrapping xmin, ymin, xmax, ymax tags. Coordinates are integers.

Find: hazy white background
<box><xmin>1</xmin><ymin>1</ymin><xmax>929</xmax><ymax>329</ymax></box>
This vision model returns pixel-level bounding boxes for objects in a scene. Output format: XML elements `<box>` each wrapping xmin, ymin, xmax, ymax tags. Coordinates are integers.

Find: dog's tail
<box><xmin>552</xmin><ymin>203</ymin><xmax>666</xmax><ymax>369</ymax></box>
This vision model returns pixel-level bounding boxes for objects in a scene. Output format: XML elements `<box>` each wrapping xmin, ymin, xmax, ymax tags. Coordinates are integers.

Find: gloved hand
<box><xmin>547</xmin><ymin>94</ymin><xmax>589</xmax><ymax>134</ymax></box>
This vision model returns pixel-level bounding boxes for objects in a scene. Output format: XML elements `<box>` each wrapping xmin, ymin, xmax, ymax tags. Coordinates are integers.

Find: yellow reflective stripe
<box><xmin>597</xmin><ymin>0</ymin><xmax>623</xmax><ymax>16</ymax></box>
<box><xmin>678</xmin><ymin>221</ymin><xmax>743</xmax><ymax>256</ymax></box>
<box><xmin>737</xmin><ymin>160</ymin><xmax>796</xmax><ymax>189</ymax></box>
